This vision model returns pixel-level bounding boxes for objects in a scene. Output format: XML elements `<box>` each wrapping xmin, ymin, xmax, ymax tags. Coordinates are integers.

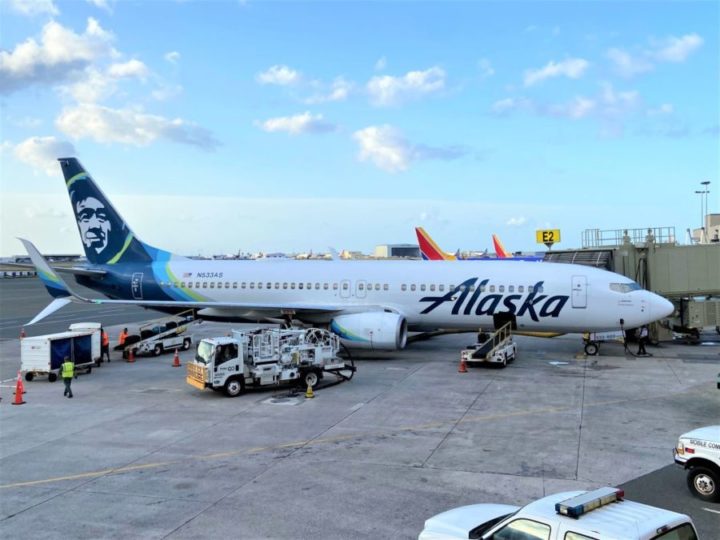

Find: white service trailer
<box><xmin>21</xmin><ymin>330</ymin><xmax>99</xmax><ymax>382</ymax></box>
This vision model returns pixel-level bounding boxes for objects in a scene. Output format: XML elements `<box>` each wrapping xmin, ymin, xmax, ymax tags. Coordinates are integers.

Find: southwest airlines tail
<box><xmin>59</xmin><ymin>158</ymin><xmax>182</xmax><ymax>265</ymax></box>
<box><xmin>492</xmin><ymin>234</ymin><xmax>511</xmax><ymax>259</ymax></box>
<box><xmin>415</xmin><ymin>227</ymin><xmax>457</xmax><ymax>261</ymax></box>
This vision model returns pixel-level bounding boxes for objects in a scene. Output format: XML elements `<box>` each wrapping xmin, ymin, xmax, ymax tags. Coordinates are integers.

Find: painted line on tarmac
<box><xmin>0</xmin><ymin>391</ymin><xmax>698</xmax><ymax>491</ymax></box>
<box><xmin>702</xmin><ymin>507</ymin><xmax>720</xmax><ymax>515</ymax></box>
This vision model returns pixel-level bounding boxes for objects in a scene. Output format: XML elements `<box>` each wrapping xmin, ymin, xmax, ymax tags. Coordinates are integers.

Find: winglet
<box><xmin>415</xmin><ymin>227</ymin><xmax>457</xmax><ymax>261</ymax></box>
<box><xmin>18</xmin><ymin>238</ymin><xmax>75</xmax><ymax>298</ymax></box>
<box><xmin>492</xmin><ymin>234</ymin><xmax>511</xmax><ymax>259</ymax></box>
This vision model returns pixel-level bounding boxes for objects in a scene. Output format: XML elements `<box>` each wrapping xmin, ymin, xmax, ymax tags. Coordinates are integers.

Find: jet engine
<box><xmin>330</xmin><ymin>312</ymin><xmax>408</xmax><ymax>350</ymax></box>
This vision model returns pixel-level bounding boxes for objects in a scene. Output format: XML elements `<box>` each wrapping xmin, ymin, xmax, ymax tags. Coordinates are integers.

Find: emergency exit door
<box><xmin>571</xmin><ymin>275</ymin><xmax>587</xmax><ymax>308</ymax></box>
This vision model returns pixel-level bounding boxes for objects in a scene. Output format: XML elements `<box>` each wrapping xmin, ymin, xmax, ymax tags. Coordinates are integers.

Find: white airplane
<box><xmin>22</xmin><ymin>158</ymin><xmax>673</xmax><ymax>350</ymax></box>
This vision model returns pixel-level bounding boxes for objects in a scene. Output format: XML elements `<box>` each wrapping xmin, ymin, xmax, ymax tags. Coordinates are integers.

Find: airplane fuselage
<box><xmin>79</xmin><ymin>258</ymin><xmax>661</xmax><ymax>333</ymax></box>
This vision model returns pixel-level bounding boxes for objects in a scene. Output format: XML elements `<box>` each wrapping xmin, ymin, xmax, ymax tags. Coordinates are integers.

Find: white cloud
<box><xmin>108</xmin><ymin>59</ymin><xmax>148</xmax><ymax>79</ymax></box>
<box><xmin>366</xmin><ymin>66</ymin><xmax>445</xmax><ymax>106</ymax></box>
<box><xmin>523</xmin><ymin>58</ymin><xmax>589</xmax><ymax>86</ymax></box>
<box><xmin>255</xmin><ymin>112</ymin><xmax>336</xmax><ymax>135</ymax></box>
<box><xmin>606</xmin><ymin>48</ymin><xmax>653</xmax><ymax>77</ymax></box>
<box><xmin>86</xmin><ymin>0</ymin><xmax>112</xmax><ymax>12</ymax></box>
<box><xmin>0</xmin><ymin>18</ymin><xmax>114</xmax><ymax>94</ymax></box>
<box><xmin>152</xmin><ymin>83</ymin><xmax>183</xmax><ymax>101</ymax></box>
<box><xmin>490</xmin><ymin>97</ymin><xmax>532</xmax><ymax>115</ymax></box>
<box><xmin>62</xmin><ymin>67</ymin><xmax>114</xmax><ymax>103</ymax></box>
<box><xmin>256</xmin><ymin>65</ymin><xmax>301</xmax><ymax>86</ymax></box>
<box><xmin>478</xmin><ymin>58</ymin><xmax>494</xmax><ymax>78</ymax></box>
<box><xmin>304</xmin><ymin>77</ymin><xmax>353</xmax><ymax>104</ymax></box>
<box><xmin>56</xmin><ymin>104</ymin><xmax>220</xmax><ymax>150</ymax></box>
<box><xmin>652</xmin><ymin>33</ymin><xmax>703</xmax><ymax>62</ymax></box>
<box><xmin>374</xmin><ymin>56</ymin><xmax>387</xmax><ymax>71</ymax></box>
<box><xmin>164</xmin><ymin>51</ymin><xmax>181</xmax><ymax>64</ymax></box>
<box><xmin>608</xmin><ymin>33</ymin><xmax>704</xmax><ymax>78</ymax></box>
<box><xmin>647</xmin><ymin>103</ymin><xmax>673</xmax><ymax>116</ymax></box>
<box><xmin>353</xmin><ymin>125</ymin><xmax>466</xmax><ymax>173</ymax></box>
<box><xmin>506</xmin><ymin>217</ymin><xmax>527</xmax><ymax>226</ymax></box>
<box><xmin>11</xmin><ymin>136</ymin><xmax>76</xmax><ymax>175</ymax></box>
<box><xmin>6</xmin><ymin>0</ymin><xmax>59</xmax><ymax>16</ymax></box>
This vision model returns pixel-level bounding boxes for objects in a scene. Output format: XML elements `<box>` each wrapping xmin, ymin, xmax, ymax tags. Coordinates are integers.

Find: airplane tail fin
<box><xmin>492</xmin><ymin>234</ymin><xmax>511</xmax><ymax>259</ymax></box>
<box><xmin>59</xmin><ymin>158</ymin><xmax>180</xmax><ymax>265</ymax></box>
<box><xmin>415</xmin><ymin>227</ymin><xmax>457</xmax><ymax>261</ymax></box>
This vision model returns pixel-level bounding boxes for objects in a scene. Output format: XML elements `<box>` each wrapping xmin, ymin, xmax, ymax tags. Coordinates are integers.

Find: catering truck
<box><xmin>419</xmin><ymin>487</ymin><xmax>698</xmax><ymax>540</ymax></box>
<box><xmin>21</xmin><ymin>328</ymin><xmax>100</xmax><ymax>381</ymax></box>
<box><xmin>186</xmin><ymin>327</ymin><xmax>355</xmax><ymax>397</ymax></box>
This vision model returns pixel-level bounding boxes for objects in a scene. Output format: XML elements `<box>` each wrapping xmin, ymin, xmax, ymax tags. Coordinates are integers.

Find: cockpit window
<box><xmin>610</xmin><ymin>282</ymin><xmax>642</xmax><ymax>293</ymax></box>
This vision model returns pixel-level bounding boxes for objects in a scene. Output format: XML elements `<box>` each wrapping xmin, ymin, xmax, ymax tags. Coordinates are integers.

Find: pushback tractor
<box><xmin>186</xmin><ymin>327</ymin><xmax>356</xmax><ymax>397</ymax></box>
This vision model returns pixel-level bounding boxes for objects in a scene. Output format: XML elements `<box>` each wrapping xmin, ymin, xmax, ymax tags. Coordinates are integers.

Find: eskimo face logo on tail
<box><xmin>76</xmin><ymin>196</ymin><xmax>111</xmax><ymax>254</ymax></box>
<box><xmin>69</xmin><ymin>180</ymin><xmax>126</xmax><ymax>264</ymax></box>
<box><xmin>419</xmin><ymin>278</ymin><xmax>569</xmax><ymax>322</ymax></box>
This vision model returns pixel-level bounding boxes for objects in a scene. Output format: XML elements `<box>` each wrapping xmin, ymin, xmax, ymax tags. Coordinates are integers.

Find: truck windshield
<box><xmin>195</xmin><ymin>341</ymin><xmax>215</xmax><ymax>365</ymax></box>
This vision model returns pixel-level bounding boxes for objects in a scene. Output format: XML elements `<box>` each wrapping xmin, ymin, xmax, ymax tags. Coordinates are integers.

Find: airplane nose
<box><xmin>650</xmin><ymin>293</ymin><xmax>675</xmax><ymax>319</ymax></box>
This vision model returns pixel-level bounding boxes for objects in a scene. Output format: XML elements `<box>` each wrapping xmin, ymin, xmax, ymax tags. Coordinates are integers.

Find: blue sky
<box><xmin>1</xmin><ymin>0</ymin><xmax>718</xmax><ymax>257</ymax></box>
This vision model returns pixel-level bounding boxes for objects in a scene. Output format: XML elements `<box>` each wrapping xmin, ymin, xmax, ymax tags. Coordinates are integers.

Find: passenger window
<box><xmin>490</xmin><ymin>285</ymin><xmax>495</xmax><ymax>293</ymax></box>
<box><xmin>225</xmin><ymin>282</ymin><xmax>230</xmax><ymax>289</ymax></box>
<box><xmin>241</xmin><ymin>282</ymin><xmax>246</xmax><ymax>289</ymax></box>
<box><xmin>358</xmin><ymin>283</ymin><xmax>364</xmax><ymax>290</ymax></box>
<box><xmin>291</xmin><ymin>283</ymin><xmax>296</xmax><ymax>289</ymax></box>
<box><xmin>401</xmin><ymin>284</ymin><xmax>407</xmax><ymax>291</ymax></box>
<box><xmin>187</xmin><ymin>282</ymin><xmax>192</xmax><ymax>289</ymax></box>
<box><xmin>315</xmin><ymin>283</ymin><xmax>320</xmax><ymax>290</ymax></box>
<box><xmin>491</xmin><ymin>518</ymin><xmax>550</xmax><ymax>540</ymax></box>
<box><xmin>499</xmin><ymin>285</ymin><xmax>505</xmax><ymax>293</ymax></box>
<box><xmin>439</xmin><ymin>284</ymin><xmax>444</xmax><ymax>292</ymax></box>
<box><xmin>307</xmin><ymin>283</ymin><xmax>311</xmax><ymax>289</ymax></box>
<box><xmin>299</xmin><ymin>283</ymin><xmax>304</xmax><ymax>289</ymax></box>
<box><xmin>383</xmin><ymin>284</ymin><xmax>388</xmax><ymax>291</ymax></box>
<box><xmin>430</xmin><ymin>284</ymin><xmax>436</xmax><ymax>291</ymax></box>
<box><xmin>267</xmin><ymin>282</ymin><xmax>272</xmax><ymax>289</ymax></box>
<box><xmin>210</xmin><ymin>282</ymin><xmax>215</xmax><ymax>289</ymax></box>
<box><xmin>519</xmin><ymin>285</ymin><xmax>524</xmax><ymax>293</ymax></box>
<box><xmin>411</xmin><ymin>284</ymin><xmax>416</xmax><ymax>291</ymax></box>
<box><xmin>275</xmin><ymin>283</ymin><xmax>280</xmax><ymax>289</ymax></box>
<box><xmin>333</xmin><ymin>283</ymin><xmax>338</xmax><ymax>290</ymax></box>
<box><xmin>323</xmin><ymin>283</ymin><xmax>329</xmax><ymax>290</ymax></box>
<box><xmin>342</xmin><ymin>283</ymin><xmax>349</xmax><ymax>290</ymax></box>
<box><xmin>196</xmin><ymin>282</ymin><xmax>200</xmax><ymax>288</ymax></box>
<box><xmin>258</xmin><ymin>283</ymin><xmax>263</xmax><ymax>289</ymax></box>
<box><xmin>376</xmin><ymin>284</ymin><xmax>381</xmax><ymax>291</ymax></box>
<box><xmin>449</xmin><ymin>284</ymin><xmax>455</xmax><ymax>291</ymax></box>
<box><xmin>481</xmin><ymin>285</ymin><xmax>486</xmax><ymax>292</ymax></box>
<box><xmin>509</xmin><ymin>285</ymin><xmax>514</xmax><ymax>293</ymax></box>
<box><xmin>250</xmin><ymin>283</ymin><xmax>255</xmax><ymax>289</ymax></box>
<box><xmin>469</xmin><ymin>285</ymin><xmax>475</xmax><ymax>292</ymax></box>
<box><xmin>233</xmin><ymin>282</ymin><xmax>238</xmax><ymax>289</ymax></box>
<box><xmin>181</xmin><ymin>282</ymin><xmax>185</xmax><ymax>288</ymax></box>
<box><xmin>283</xmin><ymin>283</ymin><xmax>288</xmax><ymax>289</ymax></box>
<box><xmin>420</xmin><ymin>284</ymin><xmax>426</xmax><ymax>291</ymax></box>
<box><xmin>202</xmin><ymin>282</ymin><xmax>207</xmax><ymax>288</ymax></box>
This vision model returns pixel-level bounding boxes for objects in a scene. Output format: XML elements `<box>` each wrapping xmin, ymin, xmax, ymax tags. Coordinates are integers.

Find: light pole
<box><xmin>695</xmin><ymin>190</ymin><xmax>704</xmax><ymax>231</ymax></box>
<box><xmin>700</xmin><ymin>181</ymin><xmax>710</xmax><ymax>227</ymax></box>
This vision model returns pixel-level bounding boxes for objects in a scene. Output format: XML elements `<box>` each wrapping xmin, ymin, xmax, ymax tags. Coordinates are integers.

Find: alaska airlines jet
<box><xmin>416</xmin><ymin>227</ymin><xmax>542</xmax><ymax>262</ymax></box>
<box><xmin>22</xmin><ymin>158</ymin><xmax>673</xmax><ymax>350</ymax></box>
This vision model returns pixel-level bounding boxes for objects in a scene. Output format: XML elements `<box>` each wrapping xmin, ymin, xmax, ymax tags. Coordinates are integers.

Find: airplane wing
<box><xmin>19</xmin><ymin>238</ymin><xmax>387</xmax><ymax>324</ymax></box>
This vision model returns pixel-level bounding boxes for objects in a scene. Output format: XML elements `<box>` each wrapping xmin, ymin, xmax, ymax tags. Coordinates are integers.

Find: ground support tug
<box><xmin>460</xmin><ymin>322</ymin><xmax>517</xmax><ymax>368</ymax></box>
<box><xmin>186</xmin><ymin>327</ymin><xmax>356</xmax><ymax>397</ymax></box>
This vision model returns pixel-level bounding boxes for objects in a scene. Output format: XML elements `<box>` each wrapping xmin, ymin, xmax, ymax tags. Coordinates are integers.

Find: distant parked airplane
<box><xmin>21</xmin><ymin>158</ymin><xmax>672</xmax><ymax>352</ymax></box>
<box><xmin>415</xmin><ymin>227</ymin><xmax>542</xmax><ymax>262</ymax></box>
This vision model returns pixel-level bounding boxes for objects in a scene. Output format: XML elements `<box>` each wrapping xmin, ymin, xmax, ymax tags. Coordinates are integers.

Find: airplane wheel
<box><xmin>584</xmin><ymin>343</ymin><xmax>599</xmax><ymax>356</ymax></box>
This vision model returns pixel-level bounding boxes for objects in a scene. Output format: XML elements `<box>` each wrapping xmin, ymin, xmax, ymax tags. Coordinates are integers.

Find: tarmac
<box><xmin>0</xmin><ymin>279</ymin><xmax>719</xmax><ymax>539</ymax></box>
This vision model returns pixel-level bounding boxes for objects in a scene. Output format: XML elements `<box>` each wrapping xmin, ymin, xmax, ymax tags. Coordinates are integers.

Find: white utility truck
<box><xmin>460</xmin><ymin>323</ymin><xmax>516</xmax><ymax>368</ymax></box>
<box><xmin>119</xmin><ymin>315</ymin><xmax>194</xmax><ymax>358</ymax></box>
<box><xmin>186</xmin><ymin>327</ymin><xmax>355</xmax><ymax>397</ymax></box>
<box><xmin>22</xmin><ymin>328</ymin><xmax>100</xmax><ymax>381</ymax></box>
<box><xmin>674</xmin><ymin>425</ymin><xmax>720</xmax><ymax>502</ymax></box>
<box><xmin>419</xmin><ymin>487</ymin><xmax>698</xmax><ymax>540</ymax></box>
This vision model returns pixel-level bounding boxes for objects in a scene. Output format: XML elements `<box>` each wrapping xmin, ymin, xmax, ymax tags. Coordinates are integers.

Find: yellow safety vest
<box><xmin>61</xmin><ymin>361</ymin><xmax>74</xmax><ymax>378</ymax></box>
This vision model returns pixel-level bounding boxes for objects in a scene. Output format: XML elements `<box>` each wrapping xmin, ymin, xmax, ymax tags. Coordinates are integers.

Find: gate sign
<box><xmin>536</xmin><ymin>229</ymin><xmax>561</xmax><ymax>248</ymax></box>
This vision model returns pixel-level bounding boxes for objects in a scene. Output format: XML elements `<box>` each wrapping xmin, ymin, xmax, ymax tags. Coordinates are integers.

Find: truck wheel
<box><xmin>584</xmin><ymin>343</ymin><xmax>599</xmax><ymax>356</ymax></box>
<box><xmin>500</xmin><ymin>354</ymin><xmax>507</xmax><ymax>368</ymax></box>
<box><xmin>153</xmin><ymin>344</ymin><xmax>163</xmax><ymax>356</ymax></box>
<box><xmin>25</xmin><ymin>372</ymin><xmax>34</xmax><ymax>382</ymax></box>
<box><xmin>48</xmin><ymin>372</ymin><xmax>57</xmax><ymax>382</ymax></box>
<box><xmin>687</xmin><ymin>467</ymin><xmax>719</xmax><ymax>501</ymax></box>
<box><xmin>182</xmin><ymin>338</ymin><xmax>191</xmax><ymax>350</ymax></box>
<box><xmin>224</xmin><ymin>378</ymin><xmax>244</xmax><ymax>397</ymax></box>
<box><xmin>303</xmin><ymin>370</ymin><xmax>319</xmax><ymax>388</ymax></box>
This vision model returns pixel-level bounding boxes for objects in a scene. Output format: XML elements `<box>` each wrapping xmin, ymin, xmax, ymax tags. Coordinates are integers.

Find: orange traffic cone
<box><xmin>12</xmin><ymin>375</ymin><xmax>25</xmax><ymax>405</ymax></box>
<box><xmin>126</xmin><ymin>349</ymin><xmax>135</xmax><ymax>363</ymax></box>
<box><xmin>13</xmin><ymin>372</ymin><xmax>26</xmax><ymax>395</ymax></box>
<box><xmin>172</xmin><ymin>349</ymin><xmax>181</xmax><ymax>367</ymax></box>
<box><xmin>20</xmin><ymin>327</ymin><xmax>26</xmax><ymax>339</ymax></box>
<box><xmin>458</xmin><ymin>355</ymin><xmax>468</xmax><ymax>373</ymax></box>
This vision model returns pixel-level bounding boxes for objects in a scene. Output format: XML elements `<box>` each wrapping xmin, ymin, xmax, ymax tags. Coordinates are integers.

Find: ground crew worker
<box><xmin>118</xmin><ymin>327</ymin><xmax>128</xmax><ymax>346</ymax></box>
<box><xmin>61</xmin><ymin>357</ymin><xmax>75</xmax><ymax>398</ymax></box>
<box><xmin>637</xmin><ymin>325</ymin><xmax>649</xmax><ymax>356</ymax></box>
<box><xmin>101</xmin><ymin>327</ymin><xmax>110</xmax><ymax>363</ymax></box>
